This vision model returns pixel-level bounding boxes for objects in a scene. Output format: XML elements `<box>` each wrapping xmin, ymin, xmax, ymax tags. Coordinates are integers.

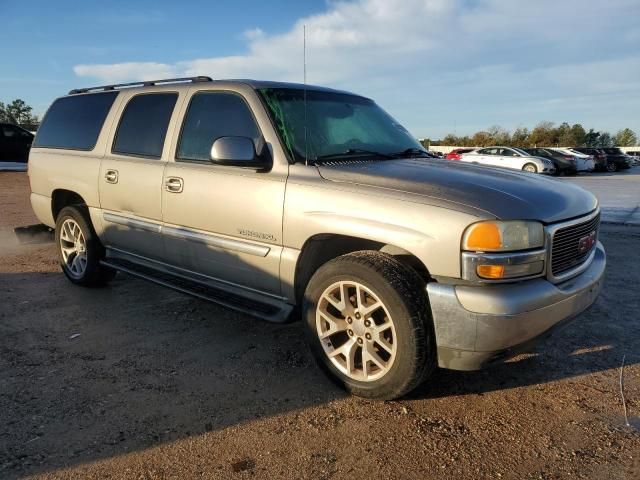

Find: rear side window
<box><xmin>33</xmin><ymin>92</ymin><xmax>117</xmax><ymax>150</ymax></box>
<box><xmin>113</xmin><ymin>93</ymin><xmax>177</xmax><ymax>158</ymax></box>
<box><xmin>176</xmin><ymin>92</ymin><xmax>260</xmax><ymax>163</ymax></box>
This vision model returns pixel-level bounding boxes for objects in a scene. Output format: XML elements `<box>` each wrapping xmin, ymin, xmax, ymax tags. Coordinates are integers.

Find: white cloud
<box><xmin>73</xmin><ymin>0</ymin><xmax>640</xmax><ymax>136</ymax></box>
<box><xmin>243</xmin><ymin>28</ymin><xmax>265</xmax><ymax>41</ymax></box>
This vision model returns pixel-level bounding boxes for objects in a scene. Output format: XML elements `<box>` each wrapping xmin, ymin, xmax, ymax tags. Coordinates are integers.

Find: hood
<box><xmin>318</xmin><ymin>158</ymin><xmax>598</xmax><ymax>224</ymax></box>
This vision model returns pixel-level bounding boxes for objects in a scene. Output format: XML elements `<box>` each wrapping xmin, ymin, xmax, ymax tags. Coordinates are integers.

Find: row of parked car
<box><xmin>444</xmin><ymin>146</ymin><xmax>636</xmax><ymax>175</ymax></box>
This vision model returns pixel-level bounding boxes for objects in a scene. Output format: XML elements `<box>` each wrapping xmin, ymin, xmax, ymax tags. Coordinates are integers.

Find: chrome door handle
<box><xmin>105</xmin><ymin>169</ymin><xmax>118</xmax><ymax>184</ymax></box>
<box><xmin>165</xmin><ymin>177</ymin><xmax>183</xmax><ymax>193</ymax></box>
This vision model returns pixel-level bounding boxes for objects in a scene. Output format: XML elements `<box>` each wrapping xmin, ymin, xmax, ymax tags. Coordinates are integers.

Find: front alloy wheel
<box><xmin>304</xmin><ymin>251</ymin><xmax>436</xmax><ymax>400</ymax></box>
<box><xmin>316</xmin><ymin>280</ymin><xmax>397</xmax><ymax>382</ymax></box>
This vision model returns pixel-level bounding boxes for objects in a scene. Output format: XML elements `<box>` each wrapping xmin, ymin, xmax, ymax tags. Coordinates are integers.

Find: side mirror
<box><xmin>210</xmin><ymin>136</ymin><xmax>267</xmax><ymax>169</ymax></box>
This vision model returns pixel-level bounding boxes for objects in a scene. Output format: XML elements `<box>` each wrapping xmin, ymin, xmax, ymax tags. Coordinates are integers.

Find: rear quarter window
<box><xmin>33</xmin><ymin>92</ymin><xmax>118</xmax><ymax>150</ymax></box>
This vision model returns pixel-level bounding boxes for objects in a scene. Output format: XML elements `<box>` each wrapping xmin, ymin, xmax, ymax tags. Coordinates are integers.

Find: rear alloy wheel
<box><xmin>59</xmin><ymin>218</ymin><xmax>88</xmax><ymax>279</ymax></box>
<box><xmin>522</xmin><ymin>163</ymin><xmax>538</xmax><ymax>173</ymax></box>
<box><xmin>303</xmin><ymin>251</ymin><xmax>435</xmax><ymax>400</ymax></box>
<box><xmin>55</xmin><ymin>206</ymin><xmax>116</xmax><ymax>286</ymax></box>
<box><xmin>606</xmin><ymin>162</ymin><xmax>618</xmax><ymax>173</ymax></box>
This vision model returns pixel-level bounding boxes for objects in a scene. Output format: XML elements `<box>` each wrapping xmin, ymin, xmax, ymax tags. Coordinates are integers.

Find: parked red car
<box><xmin>445</xmin><ymin>148</ymin><xmax>474</xmax><ymax>160</ymax></box>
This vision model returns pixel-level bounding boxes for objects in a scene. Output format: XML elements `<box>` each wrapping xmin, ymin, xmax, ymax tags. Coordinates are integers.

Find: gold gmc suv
<box><xmin>28</xmin><ymin>77</ymin><xmax>605</xmax><ymax>399</ymax></box>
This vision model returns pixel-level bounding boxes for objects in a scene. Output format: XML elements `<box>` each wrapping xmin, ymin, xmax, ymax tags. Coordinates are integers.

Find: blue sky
<box><xmin>2</xmin><ymin>0</ymin><xmax>639</xmax><ymax>138</ymax></box>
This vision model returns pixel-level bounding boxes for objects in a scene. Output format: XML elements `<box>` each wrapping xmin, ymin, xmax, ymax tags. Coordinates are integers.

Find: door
<box><xmin>161</xmin><ymin>90</ymin><xmax>285</xmax><ymax>295</ymax></box>
<box><xmin>99</xmin><ymin>91</ymin><xmax>180</xmax><ymax>260</ymax></box>
<box><xmin>497</xmin><ymin>148</ymin><xmax>520</xmax><ymax>169</ymax></box>
<box><xmin>480</xmin><ymin>147</ymin><xmax>501</xmax><ymax>167</ymax></box>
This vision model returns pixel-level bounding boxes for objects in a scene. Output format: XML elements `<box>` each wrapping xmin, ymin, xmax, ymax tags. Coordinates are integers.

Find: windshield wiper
<box><xmin>315</xmin><ymin>148</ymin><xmax>394</xmax><ymax>161</ymax></box>
<box><xmin>389</xmin><ymin>148</ymin><xmax>433</xmax><ymax>158</ymax></box>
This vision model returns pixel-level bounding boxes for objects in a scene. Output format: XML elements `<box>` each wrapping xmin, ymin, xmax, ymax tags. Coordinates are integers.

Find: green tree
<box><xmin>615</xmin><ymin>128</ymin><xmax>638</xmax><ymax>147</ymax></box>
<box><xmin>4</xmin><ymin>99</ymin><xmax>33</xmax><ymax>125</ymax></box>
<box><xmin>529</xmin><ymin>121</ymin><xmax>557</xmax><ymax>146</ymax></box>
<box><xmin>598</xmin><ymin>132</ymin><xmax>614</xmax><ymax>147</ymax></box>
<box><xmin>442</xmin><ymin>134</ymin><xmax>460</xmax><ymax>145</ymax></box>
<box><xmin>487</xmin><ymin>125</ymin><xmax>511</xmax><ymax>145</ymax></box>
<box><xmin>472</xmin><ymin>131</ymin><xmax>492</xmax><ymax>147</ymax></box>
<box><xmin>419</xmin><ymin>138</ymin><xmax>431</xmax><ymax>149</ymax></box>
<box><xmin>570</xmin><ymin>124</ymin><xmax>587</xmax><ymax>146</ymax></box>
<box><xmin>584</xmin><ymin>129</ymin><xmax>600</xmax><ymax>147</ymax></box>
<box><xmin>511</xmin><ymin>127</ymin><xmax>530</xmax><ymax>147</ymax></box>
<box><xmin>0</xmin><ymin>102</ymin><xmax>7</xmax><ymax>122</ymax></box>
<box><xmin>556</xmin><ymin>122</ymin><xmax>575</xmax><ymax>146</ymax></box>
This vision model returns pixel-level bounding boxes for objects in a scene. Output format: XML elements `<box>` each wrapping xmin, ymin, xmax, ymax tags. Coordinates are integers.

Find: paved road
<box><xmin>561</xmin><ymin>166</ymin><xmax>640</xmax><ymax>225</ymax></box>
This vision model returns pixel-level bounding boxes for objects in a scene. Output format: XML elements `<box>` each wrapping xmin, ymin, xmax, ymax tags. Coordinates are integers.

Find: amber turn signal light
<box><xmin>476</xmin><ymin>265</ymin><xmax>505</xmax><ymax>279</ymax></box>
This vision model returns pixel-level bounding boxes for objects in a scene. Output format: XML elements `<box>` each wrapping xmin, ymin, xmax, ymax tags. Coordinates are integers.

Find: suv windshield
<box><xmin>259</xmin><ymin>88</ymin><xmax>424</xmax><ymax>163</ymax></box>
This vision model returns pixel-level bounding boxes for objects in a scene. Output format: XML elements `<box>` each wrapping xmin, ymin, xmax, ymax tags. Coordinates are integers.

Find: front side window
<box><xmin>112</xmin><ymin>93</ymin><xmax>177</xmax><ymax>158</ymax></box>
<box><xmin>177</xmin><ymin>92</ymin><xmax>260</xmax><ymax>163</ymax></box>
<box><xmin>259</xmin><ymin>88</ymin><xmax>423</xmax><ymax>163</ymax></box>
<box><xmin>33</xmin><ymin>92</ymin><xmax>117</xmax><ymax>150</ymax></box>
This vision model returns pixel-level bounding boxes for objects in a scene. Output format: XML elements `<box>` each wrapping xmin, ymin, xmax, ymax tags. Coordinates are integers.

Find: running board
<box><xmin>100</xmin><ymin>258</ymin><xmax>293</xmax><ymax>323</ymax></box>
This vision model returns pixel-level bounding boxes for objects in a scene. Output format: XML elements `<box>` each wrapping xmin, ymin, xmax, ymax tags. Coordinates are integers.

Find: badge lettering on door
<box><xmin>577</xmin><ymin>231</ymin><xmax>596</xmax><ymax>254</ymax></box>
<box><xmin>238</xmin><ymin>229</ymin><xmax>277</xmax><ymax>242</ymax></box>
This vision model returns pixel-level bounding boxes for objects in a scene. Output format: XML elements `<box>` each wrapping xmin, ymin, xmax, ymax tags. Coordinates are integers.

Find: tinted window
<box><xmin>2</xmin><ymin>125</ymin><xmax>33</xmax><ymax>139</ymax></box>
<box><xmin>33</xmin><ymin>92</ymin><xmax>117</xmax><ymax>150</ymax></box>
<box><xmin>177</xmin><ymin>92</ymin><xmax>260</xmax><ymax>163</ymax></box>
<box><xmin>113</xmin><ymin>93</ymin><xmax>177</xmax><ymax>158</ymax></box>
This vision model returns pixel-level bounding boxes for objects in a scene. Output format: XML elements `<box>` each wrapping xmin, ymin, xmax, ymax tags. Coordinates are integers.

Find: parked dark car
<box><xmin>571</xmin><ymin>147</ymin><xmax>610</xmax><ymax>172</ymax></box>
<box><xmin>0</xmin><ymin>123</ymin><xmax>34</xmax><ymax>162</ymax></box>
<box><xmin>626</xmin><ymin>151</ymin><xmax>640</xmax><ymax>166</ymax></box>
<box><xmin>524</xmin><ymin>148</ymin><xmax>577</xmax><ymax>175</ymax></box>
<box><xmin>600</xmin><ymin>147</ymin><xmax>632</xmax><ymax>172</ymax></box>
<box><xmin>445</xmin><ymin>148</ymin><xmax>474</xmax><ymax>160</ymax></box>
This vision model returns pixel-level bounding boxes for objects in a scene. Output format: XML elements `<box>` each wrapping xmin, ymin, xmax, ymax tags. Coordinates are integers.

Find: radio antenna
<box><xmin>304</xmin><ymin>24</ymin><xmax>308</xmax><ymax>166</ymax></box>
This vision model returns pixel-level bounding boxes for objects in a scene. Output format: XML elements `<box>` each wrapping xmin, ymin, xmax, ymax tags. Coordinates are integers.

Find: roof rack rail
<box><xmin>68</xmin><ymin>76</ymin><xmax>213</xmax><ymax>95</ymax></box>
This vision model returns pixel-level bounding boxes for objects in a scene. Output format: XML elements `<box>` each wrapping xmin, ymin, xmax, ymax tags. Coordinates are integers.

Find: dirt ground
<box><xmin>0</xmin><ymin>171</ymin><xmax>638</xmax><ymax>479</ymax></box>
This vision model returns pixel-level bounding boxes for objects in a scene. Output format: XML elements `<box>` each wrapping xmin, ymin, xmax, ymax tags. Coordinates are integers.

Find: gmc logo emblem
<box><xmin>577</xmin><ymin>231</ymin><xmax>597</xmax><ymax>254</ymax></box>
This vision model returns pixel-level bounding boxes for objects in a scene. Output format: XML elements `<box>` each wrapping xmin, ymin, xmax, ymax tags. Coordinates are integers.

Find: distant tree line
<box><xmin>0</xmin><ymin>99</ymin><xmax>40</xmax><ymax>131</ymax></box>
<box><xmin>423</xmin><ymin>122</ymin><xmax>639</xmax><ymax>148</ymax></box>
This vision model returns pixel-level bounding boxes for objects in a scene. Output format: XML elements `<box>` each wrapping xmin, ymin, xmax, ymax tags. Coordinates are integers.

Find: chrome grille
<box><xmin>551</xmin><ymin>213</ymin><xmax>600</xmax><ymax>276</ymax></box>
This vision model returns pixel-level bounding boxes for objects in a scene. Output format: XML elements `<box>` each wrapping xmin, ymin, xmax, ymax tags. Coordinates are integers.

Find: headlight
<box><xmin>462</xmin><ymin>220</ymin><xmax>544</xmax><ymax>252</ymax></box>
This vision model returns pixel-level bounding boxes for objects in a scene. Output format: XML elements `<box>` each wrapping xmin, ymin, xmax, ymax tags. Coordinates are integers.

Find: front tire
<box><xmin>606</xmin><ymin>162</ymin><xmax>618</xmax><ymax>172</ymax></box>
<box><xmin>55</xmin><ymin>206</ymin><xmax>116</xmax><ymax>287</ymax></box>
<box><xmin>303</xmin><ymin>251</ymin><xmax>436</xmax><ymax>400</ymax></box>
<box><xmin>522</xmin><ymin>163</ymin><xmax>538</xmax><ymax>173</ymax></box>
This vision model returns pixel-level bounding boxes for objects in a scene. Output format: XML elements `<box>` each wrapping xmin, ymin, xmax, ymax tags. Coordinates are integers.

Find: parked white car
<box><xmin>552</xmin><ymin>148</ymin><xmax>595</xmax><ymax>172</ymax></box>
<box><xmin>460</xmin><ymin>147</ymin><xmax>555</xmax><ymax>174</ymax></box>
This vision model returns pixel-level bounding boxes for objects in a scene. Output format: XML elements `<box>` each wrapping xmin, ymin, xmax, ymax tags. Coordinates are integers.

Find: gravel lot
<box><xmin>1</xmin><ymin>171</ymin><xmax>638</xmax><ymax>479</ymax></box>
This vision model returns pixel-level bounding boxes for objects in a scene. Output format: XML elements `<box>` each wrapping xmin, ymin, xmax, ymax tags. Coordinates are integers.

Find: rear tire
<box><xmin>522</xmin><ymin>163</ymin><xmax>538</xmax><ymax>173</ymax></box>
<box><xmin>303</xmin><ymin>251</ymin><xmax>436</xmax><ymax>400</ymax></box>
<box><xmin>55</xmin><ymin>206</ymin><xmax>116</xmax><ymax>287</ymax></box>
<box><xmin>606</xmin><ymin>162</ymin><xmax>618</xmax><ymax>173</ymax></box>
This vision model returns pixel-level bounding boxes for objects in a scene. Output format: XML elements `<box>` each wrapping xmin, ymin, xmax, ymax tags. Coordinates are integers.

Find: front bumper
<box><xmin>428</xmin><ymin>242</ymin><xmax>605</xmax><ymax>371</ymax></box>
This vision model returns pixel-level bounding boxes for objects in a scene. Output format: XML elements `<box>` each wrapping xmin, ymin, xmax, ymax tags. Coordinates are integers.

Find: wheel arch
<box><xmin>51</xmin><ymin>189</ymin><xmax>87</xmax><ymax>221</ymax></box>
<box><xmin>292</xmin><ymin>233</ymin><xmax>431</xmax><ymax>306</ymax></box>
